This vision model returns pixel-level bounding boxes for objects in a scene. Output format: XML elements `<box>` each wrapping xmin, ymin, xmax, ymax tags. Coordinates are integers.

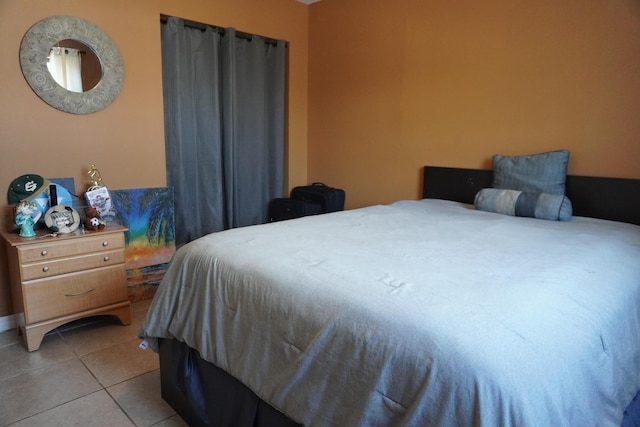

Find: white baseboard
<box><xmin>0</xmin><ymin>315</ymin><xmax>16</xmax><ymax>333</ymax></box>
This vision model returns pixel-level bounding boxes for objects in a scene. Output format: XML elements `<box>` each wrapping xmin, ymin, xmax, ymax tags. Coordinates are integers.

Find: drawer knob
<box><xmin>102</xmin><ymin>241</ymin><xmax>109</xmax><ymax>247</ymax></box>
<box><xmin>42</xmin><ymin>266</ymin><xmax>49</xmax><ymax>272</ymax></box>
<box><xmin>41</xmin><ymin>250</ymin><xmax>48</xmax><ymax>256</ymax></box>
<box><xmin>103</xmin><ymin>256</ymin><xmax>110</xmax><ymax>262</ymax></box>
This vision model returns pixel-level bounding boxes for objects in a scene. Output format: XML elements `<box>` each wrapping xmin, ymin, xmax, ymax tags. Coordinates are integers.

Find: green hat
<box><xmin>7</xmin><ymin>174</ymin><xmax>50</xmax><ymax>204</ymax></box>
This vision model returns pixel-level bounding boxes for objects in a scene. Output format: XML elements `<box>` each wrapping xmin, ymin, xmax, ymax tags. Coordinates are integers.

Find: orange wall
<box><xmin>308</xmin><ymin>0</ymin><xmax>640</xmax><ymax>209</ymax></box>
<box><xmin>0</xmin><ymin>0</ymin><xmax>310</xmax><ymax>318</ymax></box>
<box><xmin>2</xmin><ymin>0</ymin><xmax>640</xmax><ymax>319</ymax></box>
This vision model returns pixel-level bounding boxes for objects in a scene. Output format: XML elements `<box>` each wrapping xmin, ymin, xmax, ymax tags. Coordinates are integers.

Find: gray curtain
<box><xmin>161</xmin><ymin>17</ymin><xmax>286</xmax><ymax>247</ymax></box>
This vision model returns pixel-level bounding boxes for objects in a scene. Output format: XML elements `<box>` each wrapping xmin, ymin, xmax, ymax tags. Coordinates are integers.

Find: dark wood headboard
<box><xmin>423</xmin><ymin>166</ymin><xmax>640</xmax><ymax>226</ymax></box>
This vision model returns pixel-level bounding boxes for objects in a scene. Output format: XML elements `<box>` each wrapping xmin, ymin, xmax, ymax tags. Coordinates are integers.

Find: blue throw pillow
<box><xmin>492</xmin><ymin>150</ymin><xmax>569</xmax><ymax>195</ymax></box>
<box><xmin>474</xmin><ymin>188</ymin><xmax>573</xmax><ymax>221</ymax></box>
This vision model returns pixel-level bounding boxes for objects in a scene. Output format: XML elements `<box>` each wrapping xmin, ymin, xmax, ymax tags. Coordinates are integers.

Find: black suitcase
<box><xmin>290</xmin><ymin>183</ymin><xmax>345</xmax><ymax>213</ymax></box>
<box><xmin>268</xmin><ymin>198</ymin><xmax>323</xmax><ymax>222</ymax></box>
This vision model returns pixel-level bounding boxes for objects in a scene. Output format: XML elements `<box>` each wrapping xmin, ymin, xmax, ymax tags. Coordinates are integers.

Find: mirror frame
<box><xmin>19</xmin><ymin>15</ymin><xmax>124</xmax><ymax>115</ymax></box>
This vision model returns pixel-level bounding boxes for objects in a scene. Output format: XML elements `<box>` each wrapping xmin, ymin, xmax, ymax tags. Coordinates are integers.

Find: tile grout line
<box><xmin>103</xmin><ymin>386</ymin><xmax>138</xmax><ymax>427</ymax></box>
<box><xmin>0</xmin><ymin>301</ymin><xmax>162</xmax><ymax>426</ymax></box>
<box><xmin>4</xmin><ymin>390</ymin><xmax>110</xmax><ymax>427</ymax></box>
<box><xmin>4</xmin><ymin>331</ymin><xmax>104</xmax><ymax>426</ymax></box>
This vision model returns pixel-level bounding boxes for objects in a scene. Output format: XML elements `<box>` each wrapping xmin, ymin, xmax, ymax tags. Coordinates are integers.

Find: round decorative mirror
<box><xmin>19</xmin><ymin>16</ymin><xmax>124</xmax><ymax>114</ymax></box>
<box><xmin>47</xmin><ymin>39</ymin><xmax>102</xmax><ymax>93</ymax></box>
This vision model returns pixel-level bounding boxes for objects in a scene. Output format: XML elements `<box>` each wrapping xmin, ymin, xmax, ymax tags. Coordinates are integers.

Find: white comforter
<box><xmin>140</xmin><ymin>199</ymin><xmax>640</xmax><ymax>426</ymax></box>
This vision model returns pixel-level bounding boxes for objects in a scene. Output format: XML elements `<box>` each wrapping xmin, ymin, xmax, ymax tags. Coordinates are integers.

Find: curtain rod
<box><xmin>160</xmin><ymin>14</ymin><xmax>287</xmax><ymax>47</ymax></box>
<box><xmin>50</xmin><ymin>48</ymin><xmax>87</xmax><ymax>54</ymax></box>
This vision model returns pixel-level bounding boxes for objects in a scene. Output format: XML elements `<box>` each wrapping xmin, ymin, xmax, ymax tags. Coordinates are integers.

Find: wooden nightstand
<box><xmin>2</xmin><ymin>225</ymin><xmax>131</xmax><ymax>351</ymax></box>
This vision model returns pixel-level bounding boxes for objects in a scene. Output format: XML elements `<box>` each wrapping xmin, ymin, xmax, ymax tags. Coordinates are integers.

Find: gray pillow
<box><xmin>474</xmin><ymin>188</ymin><xmax>573</xmax><ymax>221</ymax></box>
<box><xmin>492</xmin><ymin>150</ymin><xmax>569</xmax><ymax>195</ymax></box>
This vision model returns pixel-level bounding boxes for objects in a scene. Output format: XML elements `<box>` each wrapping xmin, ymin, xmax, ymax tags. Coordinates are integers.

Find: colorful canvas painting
<box><xmin>102</xmin><ymin>187</ymin><xmax>175</xmax><ymax>302</ymax></box>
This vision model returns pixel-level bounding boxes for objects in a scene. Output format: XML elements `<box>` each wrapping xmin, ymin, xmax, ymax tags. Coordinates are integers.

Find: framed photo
<box><xmin>85</xmin><ymin>186</ymin><xmax>112</xmax><ymax>218</ymax></box>
<box><xmin>44</xmin><ymin>205</ymin><xmax>80</xmax><ymax>233</ymax></box>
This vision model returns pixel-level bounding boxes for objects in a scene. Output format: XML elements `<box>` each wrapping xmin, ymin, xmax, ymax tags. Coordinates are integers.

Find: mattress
<box><xmin>140</xmin><ymin>199</ymin><xmax>640</xmax><ymax>426</ymax></box>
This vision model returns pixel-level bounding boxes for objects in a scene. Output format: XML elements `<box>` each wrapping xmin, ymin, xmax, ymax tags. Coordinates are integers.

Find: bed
<box><xmin>139</xmin><ymin>162</ymin><xmax>640</xmax><ymax>427</ymax></box>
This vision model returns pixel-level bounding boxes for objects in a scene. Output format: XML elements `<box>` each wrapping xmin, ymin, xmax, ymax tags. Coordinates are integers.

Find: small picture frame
<box><xmin>44</xmin><ymin>205</ymin><xmax>81</xmax><ymax>233</ymax></box>
<box><xmin>85</xmin><ymin>186</ymin><xmax>112</xmax><ymax>218</ymax></box>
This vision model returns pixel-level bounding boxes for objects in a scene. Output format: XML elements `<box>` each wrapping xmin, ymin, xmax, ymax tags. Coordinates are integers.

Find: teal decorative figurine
<box><xmin>15</xmin><ymin>201</ymin><xmax>42</xmax><ymax>237</ymax></box>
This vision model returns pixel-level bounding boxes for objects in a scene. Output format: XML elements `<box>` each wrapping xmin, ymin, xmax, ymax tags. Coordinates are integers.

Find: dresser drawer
<box><xmin>20</xmin><ymin>249</ymin><xmax>125</xmax><ymax>281</ymax></box>
<box><xmin>23</xmin><ymin>265</ymin><xmax>128</xmax><ymax>323</ymax></box>
<box><xmin>18</xmin><ymin>234</ymin><xmax>125</xmax><ymax>264</ymax></box>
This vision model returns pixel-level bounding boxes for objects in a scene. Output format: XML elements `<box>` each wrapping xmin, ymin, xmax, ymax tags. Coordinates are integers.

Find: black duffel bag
<box><xmin>268</xmin><ymin>198</ymin><xmax>323</xmax><ymax>222</ymax></box>
<box><xmin>290</xmin><ymin>182</ymin><xmax>345</xmax><ymax>213</ymax></box>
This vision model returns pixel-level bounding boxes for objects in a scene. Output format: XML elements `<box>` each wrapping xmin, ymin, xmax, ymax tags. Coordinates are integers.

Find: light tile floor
<box><xmin>0</xmin><ymin>300</ymin><xmax>188</xmax><ymax>427</ymax></box>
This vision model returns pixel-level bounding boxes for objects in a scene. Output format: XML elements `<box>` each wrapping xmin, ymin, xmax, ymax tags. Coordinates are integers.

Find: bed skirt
<box><xmin>159</xmin><ymin>338</ymin><xmax>301</xmax><ymax>427</ymax></box>
<box><xmin>159</xmin><ymin>338</ymin><xmax>640</xmax><ymax>427</ymax></box>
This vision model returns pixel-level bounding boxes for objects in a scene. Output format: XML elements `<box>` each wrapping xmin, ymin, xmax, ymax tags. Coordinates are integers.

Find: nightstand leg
<box><xmin>21</xmin><ymin>301</ymin><xmax>132</xmax><ymax>351</ymax></box>
<box><xmin>113</xmin><ymin>304</ymin><xmax>132</xmax><ymax>326</ymax></box>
